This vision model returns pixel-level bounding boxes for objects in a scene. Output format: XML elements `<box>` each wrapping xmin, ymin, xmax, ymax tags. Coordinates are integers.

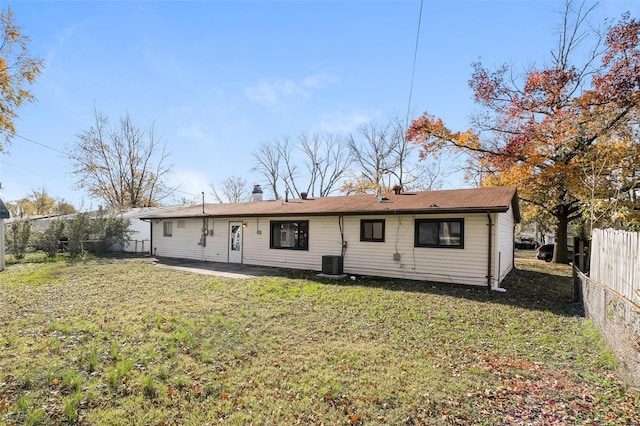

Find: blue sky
<box><xmin>0</xmin><ymin>0</ymin><xmax>637</xmax><ymax>209</ymax></box>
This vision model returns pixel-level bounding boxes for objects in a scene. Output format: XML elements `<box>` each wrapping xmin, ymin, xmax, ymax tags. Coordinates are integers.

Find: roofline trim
<box><xmin>141</xmin><ymin>206</ymin><xmax>512</xmax><ymax>220</ymax></box>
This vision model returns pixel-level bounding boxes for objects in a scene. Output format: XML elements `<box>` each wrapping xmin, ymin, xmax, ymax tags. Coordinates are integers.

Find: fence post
<box><xmin>578</xmin><ymin>238</ymin><xmax>584</xmax><ymax>272</ymax></box>
<box><xmin>572</xmin><ymin>264</ymin><xmax>581</xmax><ymax>303</ymax></box>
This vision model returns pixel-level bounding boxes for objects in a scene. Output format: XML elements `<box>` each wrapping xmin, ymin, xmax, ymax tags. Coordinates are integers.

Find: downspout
<box><xmin>338</xmin><ymin>215</ymin><xmax>346</xmax><ymax>257</ymax></box>
<box><xmin>487</xmin><ymin>211</ymin><xmax>492</xmax><ymax>291</ymax></box>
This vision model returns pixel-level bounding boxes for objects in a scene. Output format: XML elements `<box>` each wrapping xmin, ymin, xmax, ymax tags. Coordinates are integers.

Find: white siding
<box><xmin>243</xmin><ymin>216</ymin><xmax>342</xmax><ymax>270</ymax></box>
<box><xmin>495</xmin><ymin>206</ymin><xmax>515</xmax><ymax>284</ymax></box>
<box><xmin>152</xmin><ymin>218</ymin><xmax>210</xmax><ymax>261</ymax></box>
<box><xmin>152</xmin><ymin>212</ymin><xmax>519</xmax><ymax>286</ymax></box>
<box><xmin>341</xmin><ymin>214</ymin><xmax>490</xmax><ymax>286</ymax></box>
<box><xmin>110</xmin><ymin>218</ymin><xmax>152</xmax><ymax>253</ymax></box>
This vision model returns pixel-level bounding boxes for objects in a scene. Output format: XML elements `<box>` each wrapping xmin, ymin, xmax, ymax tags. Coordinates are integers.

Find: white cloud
<box><xmin>178</xmin><ymin>123</ymin><xmax>210</xmax><ymax>145</ymax></box>
<box><xmin>244</xmin><ymin>79</ymin><xmax>305</xmax><ymax>110</ymax></box>
<box><xmin>244</xmin><ymin>73</ymin><xmax>336</xmax><ymax>110</ymax></box>
<box><xmin>313</xmin><ymin>110</ymin><xmax>371</xmax><ymax>134</ymax></box>
<box><xmin>301</xmin><ymin>73</ymin><xmax>337</xmax><ymax>88</ymax></box>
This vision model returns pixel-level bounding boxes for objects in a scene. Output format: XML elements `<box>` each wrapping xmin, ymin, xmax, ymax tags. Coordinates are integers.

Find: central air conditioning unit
<box><xmin>322</xmin><ymin>255</ymin><xmax>344</xmax><ymax>275</ymax></box>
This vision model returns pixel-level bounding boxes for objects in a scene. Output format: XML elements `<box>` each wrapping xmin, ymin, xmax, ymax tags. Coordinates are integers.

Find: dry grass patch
<box><xmin>0</xmin><ymin>255</ymin><xmax>638</xmax><ymax>425</ymax></box>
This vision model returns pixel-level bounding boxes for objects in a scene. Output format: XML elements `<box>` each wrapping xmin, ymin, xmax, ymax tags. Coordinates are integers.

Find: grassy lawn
<box><xmin>1</xmin><ymin>252</ymin><xmax>638</xmax><ymax>425</ymax></box>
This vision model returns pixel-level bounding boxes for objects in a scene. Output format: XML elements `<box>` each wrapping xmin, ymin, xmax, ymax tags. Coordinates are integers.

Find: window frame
<box><xmin>414</xmin><ymin>218</ymin><xmax>464</xmax><ymax>249</ymax></box>
<box><xmin>269</xmin><ymin>220</ymin><xmax>309</xmax><ymax>250</ymax></box>
<box><xmin>163</xmin><ymin>221</ymin><xmax>173</xmax><ymax>237</ymax></box>
<box><xmin>360</xmin><ymin>219</ymin><xmax>385</xmax><ymax>242</ymax></box>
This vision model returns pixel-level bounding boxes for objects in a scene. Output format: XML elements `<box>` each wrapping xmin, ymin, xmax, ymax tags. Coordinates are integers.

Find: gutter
<box><xmin>140</xmin><ymin>206</ymin><xmax>512</xmax><ymax>221</ymax></box>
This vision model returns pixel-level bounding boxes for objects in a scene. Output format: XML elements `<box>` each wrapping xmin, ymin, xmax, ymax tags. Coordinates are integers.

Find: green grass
<box><xmin>0</xmin><ymin>254</ymin><xmax>637</xmax><ymax>425</ymax></box>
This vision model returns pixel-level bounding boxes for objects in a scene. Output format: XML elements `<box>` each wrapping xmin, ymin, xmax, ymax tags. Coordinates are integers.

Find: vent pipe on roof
<box><xmin>301</xmin><ymin>192</ymin><xmax>308</xmax><ymax>200</ymax></box>
<box><xmin>392</xmin><ymin>184</ymin><xmax>402</xmax><ymax>195</ymax></box>
<box><xmin>251</xmin><ymin>185</ymin><xmax>263</xmax><ymax>201</ymax></box>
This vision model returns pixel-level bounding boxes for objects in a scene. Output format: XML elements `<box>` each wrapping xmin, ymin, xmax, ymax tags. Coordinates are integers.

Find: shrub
<box><xmin>89</xmin><ymin>208</ymin><xmax>132</xmax><ymax>254</ymax></box>
<box><xmin>66</xmin><ymin>213</ymin><xmax>91</xmax><ymax>257</ymax></box>
<box><xmin>66</xmin><ymin>209</ymin><xmax>132</xmax><ymax>256</ymax></box>
<box><xmin>6</xmin><ymin>220</ymin><xmax>31</xmax><ymax>260</ymax></box>
<box><xmin>39</xmin><ymin>219</ymin><xmax>66</xmax><ymax>258</ymax></box>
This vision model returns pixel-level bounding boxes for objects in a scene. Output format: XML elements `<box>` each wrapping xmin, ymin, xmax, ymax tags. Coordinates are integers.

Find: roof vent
<box><xmin>392</xmin><ymin>184</ymin><xmax>402</xmax><ymax>195</ymax></box>
<box><xmin>301</xmin><ymin>192</ymin><xmax>308</xmax><ymax>200</ymax></box>
<box><xmin>251</xmin><ymin>185</ymin><xmax>263</xmax><ymax>201</ymax></box>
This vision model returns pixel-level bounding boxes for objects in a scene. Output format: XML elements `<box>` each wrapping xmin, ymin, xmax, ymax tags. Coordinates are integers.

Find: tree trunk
<box><xmin>553</xmin><ymin>215</ymin><xmax>570</xmax><ymax>264</ymax></box>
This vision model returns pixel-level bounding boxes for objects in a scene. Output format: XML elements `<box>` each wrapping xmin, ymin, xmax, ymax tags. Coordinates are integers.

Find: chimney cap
<box><xmin>251</xmin><ymin>184</ymin><xmax>263</xmax><ymax>202</ymax></box>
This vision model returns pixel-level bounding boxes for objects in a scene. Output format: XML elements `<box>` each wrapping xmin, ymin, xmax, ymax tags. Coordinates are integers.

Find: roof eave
<box><xmin>141</xmin><ymin>206</ymin><xmax>512</xmax><ymax>220</ymax></box>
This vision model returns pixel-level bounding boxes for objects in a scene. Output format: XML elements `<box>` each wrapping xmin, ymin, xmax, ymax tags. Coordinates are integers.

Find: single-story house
<box><xmin>0</xmin><ymin>198</ymin><xmax>10</xmax><ymax>271</ymax></box>
<box><xmin>141</xmin><ymin>186</ymin><xmax>520</xmax><ymax>288</ymax></box>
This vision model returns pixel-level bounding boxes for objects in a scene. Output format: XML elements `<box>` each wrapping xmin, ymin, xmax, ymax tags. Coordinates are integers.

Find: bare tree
<box><xmin>69</xmin><ymin>109</ymin><xmax>173</xmax><ymax>208</ymax></box>
<box><xmin>251</xmin><ymin>141</ymin><xmax>281</xmax><ymax>200</ymax></box>
<box><xmin>210</xmin><ymin>175</ymin><xmax>251</xmax><ymax>203</ymax></box>
<box><xmin>344</xmin><ymin>121</ymin><xmax>400</xmax><ymax>194</ymax></box>
<box><xmin>298</xmin><ymin>132</ymin><xmax>353</xmax><ymax>197</ymax></box>
<box><xmin>275</xmin><ymin>137</ymin><xmax>301</xmax><ymax>197</ymax></box>
<box><xmin>251</xmin><ymin>132</ymin><xmax>353</xmax><ymax>199</ymax></box>
<box><xmin>344</xmin><ymin>118</ymin><xmax>442</xmax><ymax>194</ymax></box>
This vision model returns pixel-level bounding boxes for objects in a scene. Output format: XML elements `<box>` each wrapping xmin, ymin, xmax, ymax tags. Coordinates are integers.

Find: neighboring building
<box><xmin>141</xmin><ymin>186</ymin><xmax>520</xmax><ymax>288</ymax></box>
<box><xmin>544</xmin><ymin>229</ymin><xmax>575</xmax><ymax>248</ymax></box>
<box><xmin>108</xmin><ymin>207</ymin><xmax>173</xmax><ymax>253</ymax></box>
<box><xmin>0</xmin><ymin>198</ymin><xmax>10</xmax><ymax>271</ymax></box>
<box><xmin>4</xmin><ymin>207</ymin><xmax>173</xmax><ymax>255</ymax></box>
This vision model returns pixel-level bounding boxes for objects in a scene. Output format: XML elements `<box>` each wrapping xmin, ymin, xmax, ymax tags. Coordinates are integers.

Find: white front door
<box><xmin>228</xmin><ymin>222</ymin><xmax>243</xmax><ymax>263</ymax></box>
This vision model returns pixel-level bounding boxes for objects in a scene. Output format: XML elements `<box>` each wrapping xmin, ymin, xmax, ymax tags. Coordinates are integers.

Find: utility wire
<box><xmin>405</xmin><ymin>0</ymin><xmax>424</xmax><ymax>133</ymax></box>
<box><xmin>6</xmin><ymin>133</ymin><xmax>202</xmax><ymax>201</ymax></box>
<box><xmin>14</xmin><ymin>133</ymin><xmax>69</xmax><ymax>157</ymax></box>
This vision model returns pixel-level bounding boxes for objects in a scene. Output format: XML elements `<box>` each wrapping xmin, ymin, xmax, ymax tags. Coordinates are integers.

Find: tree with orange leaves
<box><xmin>0</xmin><ymin>7</ymin><xmax>43</xmax><ymax>152</ymax></box>
<box><xmin>407</xmin><ymin>2</ymin><xmax>640</xmax><ymax>263</ymax></box>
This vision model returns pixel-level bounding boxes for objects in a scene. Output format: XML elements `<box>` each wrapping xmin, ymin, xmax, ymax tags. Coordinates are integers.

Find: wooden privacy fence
<box><xmin>590</xmin><ymin>229</ymin><xmax>640</xmax><ymax>307</ymax></box>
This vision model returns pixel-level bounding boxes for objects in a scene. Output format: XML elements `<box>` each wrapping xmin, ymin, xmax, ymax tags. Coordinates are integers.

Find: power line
<box><xmin>405</xmin><ymin>0</ymin><xmax>424</xmax><ymax>132</ymax></box>
<box><xmin>6</xmin><ymin>133</ymin><xmax>203</xmax><ymax>202</ymax></box>
<box><xmin>14</xmin><ymin>133</ymin><xmax>68</xmax><ymax>156</ymax></box>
